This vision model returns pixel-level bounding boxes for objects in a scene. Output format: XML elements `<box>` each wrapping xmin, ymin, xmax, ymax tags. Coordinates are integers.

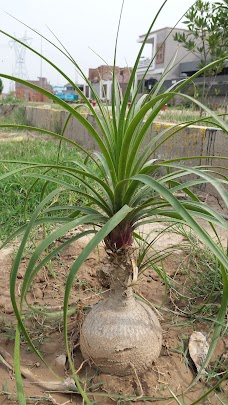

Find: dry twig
<box><xmin>0</xmin><ymin>346</ymin><xmax>78</xmax><ymax>393</ymax></box>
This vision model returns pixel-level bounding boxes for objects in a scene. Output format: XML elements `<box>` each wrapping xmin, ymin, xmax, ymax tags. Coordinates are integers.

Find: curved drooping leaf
<box><xmin>1</xmin><ymin>2</ymin><xmax>228</xmax><ymax>403</ymax></box>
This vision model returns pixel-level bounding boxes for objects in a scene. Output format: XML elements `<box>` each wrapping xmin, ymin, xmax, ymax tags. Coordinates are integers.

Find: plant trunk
<box><xmin>80</xmin><ymin>250</ymin><xmax>162</xmax><ymax>376</ymax></box>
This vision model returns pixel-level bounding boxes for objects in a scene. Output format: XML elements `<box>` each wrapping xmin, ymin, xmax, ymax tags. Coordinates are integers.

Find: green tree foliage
<box><xmin>174</xmin><ymin>0</ymin><xmax>228</xmax><ymax>108</ymax></box>
<box><xmin>174</xmin><ymin>0</ymin><xmax>228</xmax><ymax>73</ymax></box>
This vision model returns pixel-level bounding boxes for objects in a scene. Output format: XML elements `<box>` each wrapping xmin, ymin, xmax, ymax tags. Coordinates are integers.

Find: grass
<box><xmin>154</xmin><ymin>107</ymin><xmax>228</xmax><ymax>127</ymax></box>
<box><xmin>0</xmin><ymin>138</ymin><xmax>97</xmax><ymax>240</ymax></box>
<box><xmin>147</xmin><ymin>227</ymin><xmax>228</xmax><ymax>405</ymax></box>
<box><xmin>0</xmin><ymin>137</ymin><xmax>227</xmax><ymax>405</ymax></box>
<box><xmin>168</xmin><ymin>226</ymin><xmax>227</xmax><ymax>318</ymax></box>
<box><xmin>0</xmin><ymin>106</ymin><xmax>29</xmax><ymax>130</ymax></box>
<box><xmin>0</xmin><ymin>157</ymin><xmax>227</xmax><ymax>403</ymax></box>
<box><xmin>165</xmin><ymin>226</ymin><xmax>227</xmax><ymax>398</ymax></box>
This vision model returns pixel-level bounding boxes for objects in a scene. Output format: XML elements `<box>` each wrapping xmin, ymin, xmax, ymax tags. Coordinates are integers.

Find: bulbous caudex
<box><xmin>80</xmin><ymin>247</ymin><xmax>162</xmax><ymax>376</ymax></box>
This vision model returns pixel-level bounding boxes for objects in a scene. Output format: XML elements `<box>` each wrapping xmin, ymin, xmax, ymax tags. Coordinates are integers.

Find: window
<box><xmin>85</xmin><ymin>86</ymin><xmax>90</xmax><ymax>98</ymax></box>
<box><xmin>156</xmin><ymin>43</ymin><xmax>165</xmax><ymax>64</ymax></box>
<box><xmin>137</xmin><ymin>80</ymin><xmax>143</xmax><ymax>93</ymax></box>
<box><xmin>102</xmin><ymin>84</ymin><xmax>107</xmax><ymax>98</ymax></box>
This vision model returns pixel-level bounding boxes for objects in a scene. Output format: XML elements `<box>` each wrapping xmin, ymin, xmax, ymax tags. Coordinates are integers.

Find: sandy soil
<box><xmin>0</xmin><ymin>213</ymin><xmax>227</xmax><ymax>405</ymax></box>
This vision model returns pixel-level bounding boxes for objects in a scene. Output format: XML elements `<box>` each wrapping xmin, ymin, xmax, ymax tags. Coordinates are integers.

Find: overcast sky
<box><xmin>0</xmin><ymin>0</ymin><xmax>197</xmax><ymax>93</ymax></box>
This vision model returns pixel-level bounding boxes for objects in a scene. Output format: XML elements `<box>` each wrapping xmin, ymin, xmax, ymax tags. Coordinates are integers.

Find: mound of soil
<box><xmin>0</xmin><ymin>220</ymin><xmax>227</xmax><ymax>404</ymax></box>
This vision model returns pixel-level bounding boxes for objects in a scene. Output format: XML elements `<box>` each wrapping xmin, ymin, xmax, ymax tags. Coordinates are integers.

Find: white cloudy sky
<box><xmin>0</xmin><ymin>0</ymin><xmax>197</xmax><ymax>93</ymax></box>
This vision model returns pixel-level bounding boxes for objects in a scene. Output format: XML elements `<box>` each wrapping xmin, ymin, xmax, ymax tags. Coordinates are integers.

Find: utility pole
<box><xmin>9</xmin><ymin>32</ymin><xmax>32</xmax><ymax>83</ymax></box>
<box><xmin>40</xmin><ymin>34</ymin><xmax>43</xmax><ymax>88</ymax></box>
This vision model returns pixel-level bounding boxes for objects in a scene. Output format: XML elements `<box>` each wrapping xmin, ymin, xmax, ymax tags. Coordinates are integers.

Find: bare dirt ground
<box><xmin>0</xmin><ymin>132</ymin><xmax>227</xmax><ymax>404</ymax></box>
<box><xmin>0</xmin><ymin>131</ymin><xmax>53</xmax><ymax>143</ymax></box>
<box><xmin>0</xmin><ymin>209</ymin><xmax>227</xmax><ymax>405</ymax></box>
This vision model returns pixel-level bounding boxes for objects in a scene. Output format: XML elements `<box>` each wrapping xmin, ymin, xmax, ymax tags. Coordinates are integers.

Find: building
<box><xmin>137</xmin><ymin>27</ymin><xmax>199</xmax><ymax>92</ymax></box>
<box><xmin>15</xmin><ymin>77</ymin><xmax>53</xmax><ymax>102</ymax></box>
<box><xmin>87</xmin><ymin>65</ymin><xmax>132</xmax><ymax>101</ymax></box>
<box><xmin>136</xmin><ymin>27</ymin><xmax>228</xmax><ymax>104</ymax></box>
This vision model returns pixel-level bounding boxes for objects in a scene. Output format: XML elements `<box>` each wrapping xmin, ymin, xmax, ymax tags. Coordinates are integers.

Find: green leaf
<box><xmin>132</xmin><ymin>174</ymin><xmax>228</xmax><ymax>268</ymax></box>
<box><xmin>14</xmin><ymin>326</ymin><xmax>26</xmax><ymax>405</ymax></box>
<box><xmin>20</xmin><ymin>215</ymin><xmax>102</xmax><ymax>304</ymax></box>
<box><xmin>0</xmin><ymin>75</ymin><xmax>117</xmax><ymax>183</ymax></box>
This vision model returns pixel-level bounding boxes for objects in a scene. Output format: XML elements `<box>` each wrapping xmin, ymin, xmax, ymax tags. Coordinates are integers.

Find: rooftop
<box><xmin>138</xmin><ymin>26</ymin><xmax>189</xmax><ymax>42</ymax></box>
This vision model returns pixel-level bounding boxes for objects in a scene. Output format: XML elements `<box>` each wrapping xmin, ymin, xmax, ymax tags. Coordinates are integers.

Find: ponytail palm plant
<box><xmin>0</xmin><ymin>0</ymin><xmax>228</xmax><ymax>402</ymax></box>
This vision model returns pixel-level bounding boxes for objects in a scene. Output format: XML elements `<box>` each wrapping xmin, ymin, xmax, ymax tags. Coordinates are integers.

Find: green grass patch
<box><xmin>0</xmin><ymin>106</ymin><xmax>29</xmax><ymax>129</ymax></box>
<box><xmin>155</xmin><ymin>107</ymin><xmax>227</xmax><ymax>127</ymax></box>
<box><xmin>169</xmin><ymin>226</ymin><xmax>226</xmax><ymax>318</ymax></box>
<box><xmin>0</xmin><ymin>138</ymin><xmax>96</xmax><ymax>240</ymax></box>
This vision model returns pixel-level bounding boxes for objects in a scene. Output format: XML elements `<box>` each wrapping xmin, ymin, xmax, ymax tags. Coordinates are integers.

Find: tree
<box><xmin>174</xmin><ymin>0</ymin><xmax>228</xmax><ymax>107</ymax></box>
<box><xmin>0</xmin><ymin>78</ymin><xmax>3</xmax><ymax>94</ymax></box>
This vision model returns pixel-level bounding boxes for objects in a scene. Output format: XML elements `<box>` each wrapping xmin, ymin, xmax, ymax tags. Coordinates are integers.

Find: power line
<box><xmin>9</xmin><ymin>32</ymin><xmax>32</xmax><ymax>81</ymax></box>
